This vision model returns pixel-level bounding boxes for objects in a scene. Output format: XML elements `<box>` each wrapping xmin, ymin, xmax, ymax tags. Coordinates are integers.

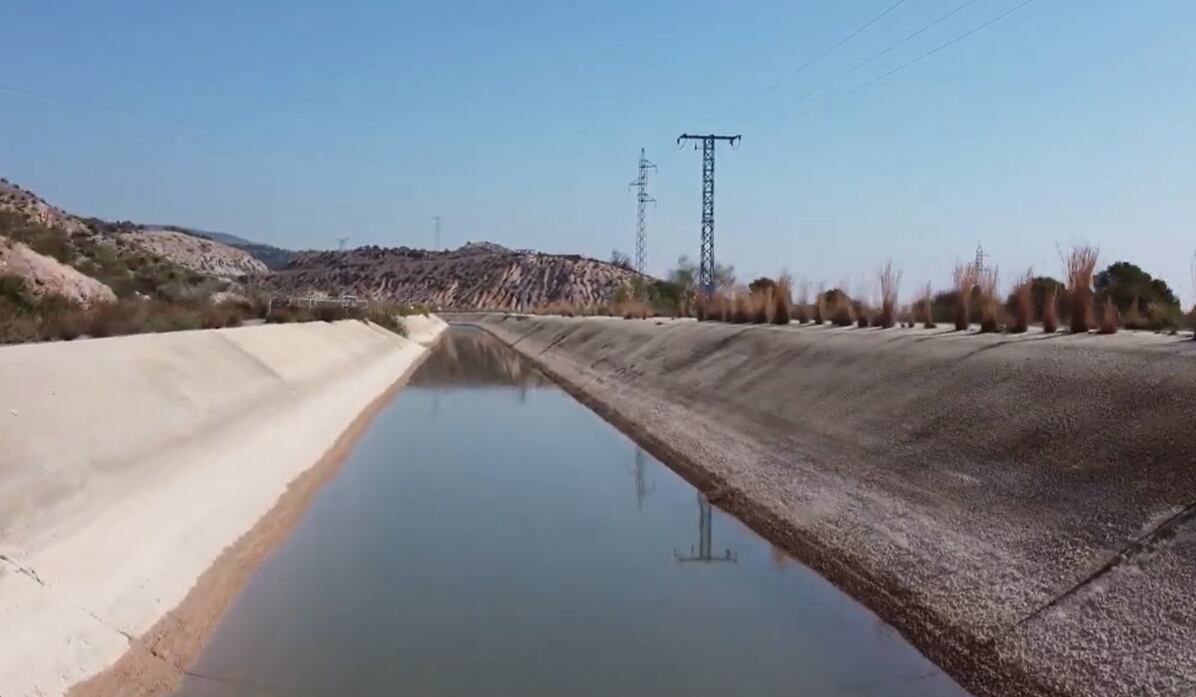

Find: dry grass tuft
<box><xmin>952</xmin><ymin>263</ymin><xmax>978</xmax><ymax>331</ymax></box>
<box><xmin>977</xmin><ymin>266</ymin><xmax>1002</xmax><ymax>333</ymax></box>
<box><xmin>536</xmin><ymin>300</ymin><xmax>578</xmax><ymax>317</ymax></box>
<box><xmin>1042</xmin><ymin>287</ymin><xmax>1059</xmax><ymax>333</ymax></box>
<box><xmin>831</xmin><ymin>291</ymin><xmax>855</xmax><ymax>327</ymax></box>
<box><xmin>1098</xmin><ymin>300</ymin><xmax>1119</xmax><ymax>334</ymax></box>
<box><xmin>793</xmin><ymin>280</ymin><xmax>810</xmax><ymax>323</ymax></box>
<box><xmin>772</xmin><ymin>279</ymin><xmax>792</xmax><ymax>325</ymax></box>
<box><xmin>1121</xmin><ymin>299</ymin><xmax>1146</xmax><ymax>330</ymax></box>
<box><xmin>877</xmin><ymin>261</ymin><xmax>902</xmax><ymax>329</ymax></box>
<box><xmin>1010</xmin><ymin>270</ymin><xmax>1033</xmax><ymax>334</ymax></box>
<box><xmin>615</xmin><ymin>300</ymin><xmax>653</xmax><ymax>319</ymax></box>
<box><xmin>919</xmin><ymin>283</ymin><xmax>936</xmax><ymax>329</ymax></box>
<box><xmin>1064</xmin><ymin>245</ymin><xmax>1099</xmax><ymax>333</ymax></box>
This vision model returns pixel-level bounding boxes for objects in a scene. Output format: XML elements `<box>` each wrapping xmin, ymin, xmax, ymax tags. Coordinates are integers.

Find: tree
<box><xmin>1094</xmin><ymin>262</ymin><xmax>1180</xmax><ymax>316</ymax></box>
<box><xmin>667</xmin><ymin>255</ymin><xmax>697</xmax><ymax>293</ymax></box>
<box><xmin>713</xmin><ymin>262</ymin><xmax>737</xmax><ymax>293</ymax></box>
<box><xmin>610</xmin><ymin>249</ymin><xmax>634</xmax><ymax>272</ymax></box>
<box><xmin>748</xmin><ymin>277</ymin><xmax>777</xmax><ymax>294</ymax></box>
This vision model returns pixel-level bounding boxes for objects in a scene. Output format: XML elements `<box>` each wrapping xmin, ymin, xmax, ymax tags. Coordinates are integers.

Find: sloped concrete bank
<box><xmin>460</xmin><ymin>313</ymin><xmax>1196</xmax><ymax>697</ymax></box>
<box><xmin>0</xmin><ymin>319</ymin><xmax>445</xmax><ymax>697</ymax></box>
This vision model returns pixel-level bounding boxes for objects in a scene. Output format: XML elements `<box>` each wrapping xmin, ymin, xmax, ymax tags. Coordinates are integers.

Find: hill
<box><xmin>268</xmin><ymin>243</ymin><xmax>641</xmax><ymax>310</ymax></box>
<box><xmin>0</xmin><ymin>178</ymin><xmax>267</xmax><ymax>279</ymax></box>
<box><xmin>152</xmin><ymin>226</ymin><xmax>296</xmax><ymax>270</ymax></box>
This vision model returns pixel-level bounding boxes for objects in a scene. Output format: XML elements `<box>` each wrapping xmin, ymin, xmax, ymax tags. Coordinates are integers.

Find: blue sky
<box><xmin>1</xmin><ymin>1</ymin><xmax>1193</xmax><ymax>301</ymax></box>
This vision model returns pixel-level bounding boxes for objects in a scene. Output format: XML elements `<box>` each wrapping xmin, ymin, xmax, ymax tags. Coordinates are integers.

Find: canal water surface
<box><xmin>174</xmin><ymin>327</ymin><xmax>969</xmax><ymax>697</ymax></box>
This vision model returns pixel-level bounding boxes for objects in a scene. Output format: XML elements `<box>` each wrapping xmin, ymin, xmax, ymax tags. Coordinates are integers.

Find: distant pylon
<box><xmin>432</xmin><ymin>215</ymin><xmax>442</xmax><ymax>250</ymax></box>
<box><xmin>973</xmin><ymin>242</ymin><xmax>988</xmax><ymax>275</ymax></box>
<box><xmin>336</xmin><ymin>236</ymin><xmax>350</xmax><ymax>251</ymax></box>
<box><xmin>628</xmin><ymin>149</ymin><xmax>656</xmax><ymax>276</ymax></box>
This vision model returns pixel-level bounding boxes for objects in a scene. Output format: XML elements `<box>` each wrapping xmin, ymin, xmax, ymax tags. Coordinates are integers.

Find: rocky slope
<box><xmin>0</xmin><ymin>239</ymin><xmax>116</xmax><ymax>305</ymax></box>
<box><xmin>0</xmin><ymin>178</ymin><xmax>88</xmax><ymax>235</ymax></box>
<box><xmin>0</xmin><ymin>178</ymin><xmax>264</xmax><ymax>279</ymax></box>
<box><xmin>117</xmin><ymin>228</ymin><xmax>267</xmax><ymax>277</ymax></box>
<box><xmin>268</xmin><ymin>242</ymin><xmax>641</xmax><ymax>310</ymax></box>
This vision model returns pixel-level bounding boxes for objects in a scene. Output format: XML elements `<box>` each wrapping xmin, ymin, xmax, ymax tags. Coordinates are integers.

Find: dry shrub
<box><xmin>727</xmin><ymin>296</ymin><xmax>746</xmax><ymax>325</ymax></box>
<box><xmin>952</xmin><ymin>263</ymin><xmax>978</xmax><ymax>331</ymax></box>
<box><xmin>753</xmin><ymin>289</ymin><xmax>774</xmax><ymax>324</ymax></box>
<box><xmin>976</xmin><ymin>266</ymin><xmax>1002</xmax><ymax>333</ymax></box>
<box><xmin>1042</xmin><ymin>288</ymin><xmax>1059</xmax><ymax>333</ymax></box>
<box><xmin>813</xmin><ymin>283</ymin><xmax>826</xmax><ymax>324</ymax></box>
<box><xmin>773</xmin><ymin>278</ymin><xmax>792</xmax><ymax>325</ymax></box>
<box><xmin>535</xmin><ymin>300</ymin><xmax>578</xmax><ymax>317</ymax></box>
<box><xmin>831</xmin><ymin>292</ymin><xmax>854</xmax><ymax>327</ymax></box>
<box><xmin>919</xmin><ymin>283</ymin><xmax>936</xmax><ymax>329</ymax></box>
<box><xmin>200</xmin><ymin>302</ymin><xmax>246</xmax><ymax>329</ymax></box>
<box><xmin>877</xmin><ymin>261</ymin><xmax>902</xmax><ymax>329</ymax></box>
<box><xmin>1121</xmin><ymin>299</ymin><xmax>1146</xmax><ymax>331</ymax></box>
<box><xmin>711</xmin><ymin>295</ymin><xmax>728</xmax><ymax>323</ymax></box>
<box><xmin>856</xmin><ymin>305</ymin><xmax>872</xmax><ymax>328</ymax></box>
<box><xmin>616</xmin><ymin>300</ymin><xmax>652</xmax><ymax>319</ymax></box>
<box><xmin>793</xmin><ymin>281</ymin><xmax>810</xmax><ymax>323</ymax></box>
<box><xmin>1098</xmin><ymin>300</ymin><xmax>1119</xmax><ymax>335</ymax></box>
<box><xmin>1010</xmin><ymin>270</ymin><xmax>1033</xmax><ymax>334</ymax></box>
<box><xmin>1064</xmin><ymin>245</ymin><xmax>1099</xmax><ymax>333</ymax></box>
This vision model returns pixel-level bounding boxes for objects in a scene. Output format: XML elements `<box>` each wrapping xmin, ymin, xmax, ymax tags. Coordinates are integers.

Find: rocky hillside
<box><xmin>0</xmin><ymin>178</ymin><xmax>264</xmax><ymax>279</ymax></box>
<box><xmin>0</xmin><ymin>239</ymin><xmax>116</xmax><ymax>306</ymax></box>
<box><xmin>117</xmin><ymin>228</ymin><xmax>267</xmax><ymax>277</ymax></box>
<box><xmin>0</xmin><ymin>178</ymin><xmax>89</xmax><ymax>235</ymax></box>
<box><xmin>269</xmin><ymin>242</ymin><xmax>641</xmax><ymax>310</ymax></box>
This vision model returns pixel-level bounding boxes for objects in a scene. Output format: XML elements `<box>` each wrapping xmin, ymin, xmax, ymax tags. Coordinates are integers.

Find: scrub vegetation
<box><xmin>528</xmin><ymin>246</ymin><xmax>1193</xmax><ymax>340</ymax></box>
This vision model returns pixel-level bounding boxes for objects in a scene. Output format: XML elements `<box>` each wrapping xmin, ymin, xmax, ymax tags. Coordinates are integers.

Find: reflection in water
<box><xmin>412</xmin><ymin>327</ymin><xmax>551</xmax><ymax>389</ymax></box>
<box><xmin>628</xmin><ymin>447</ymin><xmax>655</xmax><ymax>510</ymax></box>
<box><xmin>675</xmin><ymin>494</ymin><xmax>736</xmax><ymax>563</ymax></box>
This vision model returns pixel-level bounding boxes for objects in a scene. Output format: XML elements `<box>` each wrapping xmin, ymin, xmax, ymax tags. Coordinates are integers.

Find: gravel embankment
<box><xmin>460</xmin><ymin>313</ymin><xmax>1196</xmax><ymax>697</ymax></box>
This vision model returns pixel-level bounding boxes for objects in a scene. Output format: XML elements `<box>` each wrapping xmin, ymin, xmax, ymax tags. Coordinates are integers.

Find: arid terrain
<box><xmin>268</xmin><ymin>242</ymin><xmax>641</xmax><ymax>310</ymax></box>
<box><xmin>1</xmin><ymin>177</ymin><xmax>641</xmax><ymax>315</ymax></box>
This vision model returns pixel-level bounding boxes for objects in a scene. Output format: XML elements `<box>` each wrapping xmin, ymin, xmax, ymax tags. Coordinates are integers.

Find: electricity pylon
<box><xmin>628</xmin><ymin>148</ymin><xmax>656</xmax><ymax>276</ymax></box>
<box><xmin>677</xmin><ymin>133</ymin><xmax>741</xmax><ymax>295</ymax></box>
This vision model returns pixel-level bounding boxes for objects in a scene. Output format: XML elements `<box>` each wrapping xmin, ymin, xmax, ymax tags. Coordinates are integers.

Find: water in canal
<box><xmin>174</xmin><ymin>328</ymin><xmax>969</xmax><ymax>697</ymax></box>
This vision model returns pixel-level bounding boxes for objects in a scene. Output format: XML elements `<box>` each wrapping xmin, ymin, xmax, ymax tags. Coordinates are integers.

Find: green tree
<box><xmin>1094</xmin><ymin>262</ymin><xmax>1180</xmax><ymax>315</ymax></box>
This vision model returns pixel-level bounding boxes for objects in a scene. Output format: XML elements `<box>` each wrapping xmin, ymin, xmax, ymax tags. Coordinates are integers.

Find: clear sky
<box><xmin>1</xmin><ymin>1</ymin><xmax>1193</xmax><ymax>302</ymax></box>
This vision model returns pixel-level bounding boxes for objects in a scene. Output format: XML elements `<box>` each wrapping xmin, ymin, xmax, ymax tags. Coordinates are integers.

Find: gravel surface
<box><xmin>459</xmin><ymin>313</ymin><xmax>1196</xmax><ymax>697</ymax></box>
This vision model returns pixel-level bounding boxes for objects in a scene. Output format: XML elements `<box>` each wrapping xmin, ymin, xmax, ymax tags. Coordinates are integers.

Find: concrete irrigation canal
<box><xmin>169</xmin><ymin>327</ymin><xmax>968</xmax><ymax>697</ymax></box>
<box><xmin>7</xmin><ymin>314</ymin><xmax>1192</xmax><ymax>697</ymax></box>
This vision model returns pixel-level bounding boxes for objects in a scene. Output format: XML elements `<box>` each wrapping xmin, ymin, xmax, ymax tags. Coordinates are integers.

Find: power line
<box><xmin>0</xmin><ymin>83</ymin><xmax>126</xmax><ymax>115</ymax></box>
<box><xmin>793</xmin><ymin>0</ymin><xmax>986</xmax><ymax>104</ymax></box>
<box><xmin>847</xmin><ymin>0</ymin><xmax>985</xmax><ymax>75</ymax></box>
<box><xmin>721</xmin><ymin>0</ymin><xmax>908</xmax><ymax>120</ymax></box>
<box><xmin>800</xmin><ymin>0</ymin><xmax>1040</xmax><ymax>116</ymax></box>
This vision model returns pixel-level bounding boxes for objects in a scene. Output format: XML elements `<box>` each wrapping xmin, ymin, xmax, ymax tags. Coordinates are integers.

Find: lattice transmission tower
<box><xmin>677</xmin><ymin>133</ymin><xmax>741</xmax><ymax>295</ymax></box>
<box><xmin>628</xmin><ymin>148</ymin><xmax>656</xmax><ymax>275</ymax></box>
